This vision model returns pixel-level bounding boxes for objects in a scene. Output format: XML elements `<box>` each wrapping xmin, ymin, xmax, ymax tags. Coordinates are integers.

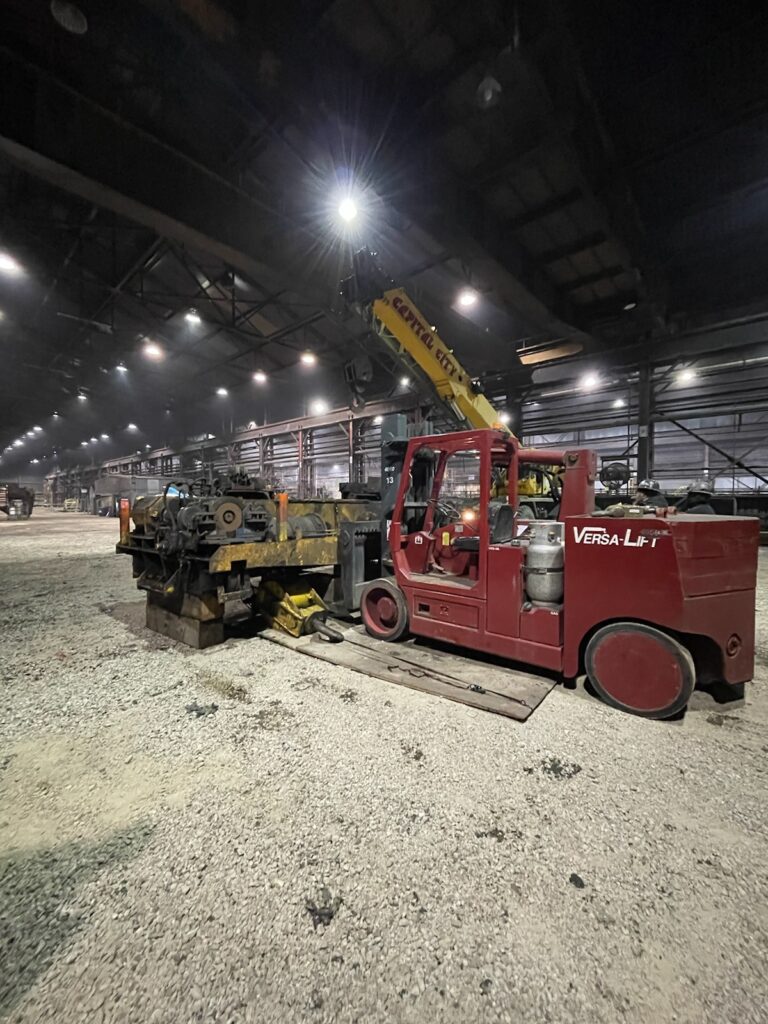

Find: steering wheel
<box><xmin>434</xmin><ymin>499</ymin><xmax>461</xmax><ymax>524</ymax></box>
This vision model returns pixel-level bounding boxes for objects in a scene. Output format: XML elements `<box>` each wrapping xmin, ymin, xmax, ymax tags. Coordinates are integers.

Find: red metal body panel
<box><xmin>562</xmin><ymin>515</ymin><xmax>759</xmax><ymax>682</ymax></box>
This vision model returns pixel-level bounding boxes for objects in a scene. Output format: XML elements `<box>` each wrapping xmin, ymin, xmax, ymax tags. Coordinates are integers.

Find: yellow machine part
<box><xmin>255</xmin><ymin>580</ymin><xmax>328</xmax><ymax>638</ymax></box>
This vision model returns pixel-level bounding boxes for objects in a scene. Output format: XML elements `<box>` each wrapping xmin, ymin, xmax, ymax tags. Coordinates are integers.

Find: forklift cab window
<box><xmin>434</xmin><ymin>450</ymin><xmax>482</xmax><ymax>525</ymax></box>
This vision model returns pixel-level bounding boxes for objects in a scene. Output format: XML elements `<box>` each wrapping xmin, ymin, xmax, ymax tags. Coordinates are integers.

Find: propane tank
<box><xmin>524</xmin><ymin>522</ymin><xmax>564</xmax><ymax>604</ymax></box>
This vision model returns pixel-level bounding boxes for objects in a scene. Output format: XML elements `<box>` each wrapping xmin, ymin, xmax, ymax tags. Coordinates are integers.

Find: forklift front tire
<box><xmin>360</xmin><ymin>578</ymin><xmax>409</xmax><ymax>642</ymax></box>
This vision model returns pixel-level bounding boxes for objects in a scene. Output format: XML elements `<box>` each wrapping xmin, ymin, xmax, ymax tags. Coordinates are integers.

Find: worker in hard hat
<box><xmin>632</xmin><ymin>479</ymin><xmax>667</xmax><ymax>509</ymax></box>
<box><xmin>677</xmin><ymin>481</ymin><xmax>716</xmax><ymax>515</ymax></box>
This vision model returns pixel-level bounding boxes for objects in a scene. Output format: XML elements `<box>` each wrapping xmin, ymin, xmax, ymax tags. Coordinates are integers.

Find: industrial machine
<box><xmin>0</xmin><ymin>483</ymin><xmax>34</xmax><ymax>519</ymax></box>
<box><xmin>117</xmin><ymin>473</ymin><xmax>380</xmax><ymax>648</ymax></box>
<box><xmin>116</xmin><ymin>257</ymin><xmax>760</xmax><ymax>719</ymax></box>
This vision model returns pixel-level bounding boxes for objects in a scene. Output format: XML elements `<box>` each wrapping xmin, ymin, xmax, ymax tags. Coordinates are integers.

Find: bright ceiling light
<box><xmin>300</xmin><ymin>351</ymin><xmax>317</xmax><ymax>367</ymax></box>
<box><xmin>580</xmin><ymin>372</ymin><xmax>600</xmax><ymax>391</ymax></box>
<box><xmin>30</xmin><ymin>458</ymin><xmax>39</xmax><ymax>464</ymax></box>
<box><xmin>77</xmin><ymin>392</ymin><xmax>87</xmax><ymax>401</ymax></box>
<box><xmin>33</xmin><ymin>425</ymin><xmax>42</xmax><ymax>432</ymax></box>
<box><xmin>678</xmin><ymin>367</ymin><xmax>696</xmax><ymax>384</ymax></box>
<box><xmin>185</xmin><ymin>309</ymin><xmax>201</xmax><ymax>325</ymax></box>
<box><xmin>332</xmin><ymin>463</ymin><xmax>341</xmax><ymax>472</ymax></box>
<box><xmin>498</xmin><ymin>411</ymin><xmax>511</xmax><ymax>424</ymax></box>
<box><xmin>612</xmin><ymin>398</ymin><xmax>626</xmax><ymax>408</ymax></box>
<box><xmin>145</xmin><ymin>444</ymin><xmax>151</xmax><ymax>450</ymax></box>
<box><xmin>53</xmin><ymin>411</ymin><xmax>60</xmax><ymax>418</ymax></box>
<box><xmin>337</xmin><ymin>197</ymin><xmax>358</xmax><ymax>223</ymax></box>
<box><xmin>116</xmin><ymin>363</ymin><xmax>128</xmax><ymax>373</ymax></box>
<box><xmin>310</xmin><ymin>399</ymin><xmax>329</xmax><ymax>415</ymax></box>
<box><xmin>13</xmin><ymin>439</ymin><xmax>23</xmax><ymax>447</ymax></box>
<box><xmin>143</xmin><ymin>340</ymin><xmax>163</xmax><ymax>361</ymax></box>
<box><xmin>216</xmin><ymin>387</ymin><xmax>228</xmax><ymax>397</ymax></box>
<box><xmin>26</xmin><ymin>431</ymin><xmax>35</xmax><ymax>438</ymax></box>
<box><xmin>0</xmin><ymin>252</ymin><xmax>22</xmax><ymax>276</ymax></box>
<box><xmin>457</xmin><ymin>287</ymin><xmax>479</xmax><ymax>308</ymax></box>
<box><xmin>399</xmin><ymin>376</ymin><xmax>410</xmax><ymax>388</ymax></box>
<box><xmin>90</xmin><ymin>436</ymin><xmax>98</xmax><ymax>443</ymax></box>
<box><xmin>100</xmin><ymin>433</ymin><xmax>109</xmax><ymax>440</ymax></box>
<box><xmin>81</xmin><ymin>441</ymin><xmax>88</xmax><ymax>447</ymax></box>
<box><xmin>253</xmin><ymin>370</ymin><xmax>267</xmax><ymax>384</ymax></box>
<box><xmin>373</xmin><ymin>415</ymin><xmax>383</xmax><ymax>425</ymax></box>
<box><xmin>623</xmin><ymin>300</ymin><xmax>637</xmax><ymax>311</ymax></box>
<box><xmin>127</xmin><ymin>423</ymin><xmax>138</xmax><ymax>431</ymax></box>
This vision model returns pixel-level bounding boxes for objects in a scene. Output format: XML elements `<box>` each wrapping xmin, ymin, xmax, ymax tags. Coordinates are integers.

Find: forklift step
<box><xmin>260</xmin><ymin>623</ymin><xmax>555</xmax><ymax>721</ymax></box>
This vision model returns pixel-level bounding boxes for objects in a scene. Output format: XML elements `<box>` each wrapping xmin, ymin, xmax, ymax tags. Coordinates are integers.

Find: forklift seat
<box><xmin>491</xmin><ymin>504</ymin><xmax>516</xmax><ymax>544</ymax></box>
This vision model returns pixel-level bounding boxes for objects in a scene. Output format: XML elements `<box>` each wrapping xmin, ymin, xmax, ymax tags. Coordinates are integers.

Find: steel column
<box><xmin>637</xmin><ymin>364</ymin><xmax>654</xmax><ymax>481</ymax></box>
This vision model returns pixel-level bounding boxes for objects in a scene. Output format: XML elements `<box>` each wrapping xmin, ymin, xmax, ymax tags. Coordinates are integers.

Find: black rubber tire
<box><xmin>360</xmin><ymin>577</ymin><xmax>409</xmax><ymax>642</ymax></box>
<box><xmin>585</xmin><ymin>621</ymin><xmax>696</xmax><ymax>720</ymax></box>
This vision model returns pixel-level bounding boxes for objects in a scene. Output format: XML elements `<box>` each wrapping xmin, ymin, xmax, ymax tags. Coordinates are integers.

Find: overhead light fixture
<box><xmin>81</xmin><ymin>441</ymin><xmax>88</xmax><ymax>447</ymax></box>
<box><xmin>498</xmin><ymin>411</ymin><xmax>511</xmax><ymax>424</ymax></box>
<box><xmin>145</xmin><ymin>444</ymin><xmax>151</xmax><ymax>450</ymax></box>
<box><xmin>30</xmin><ymin>458</ymin><xmax>39</xmax><ymax>464</ymax></box>
<box><xmin>143</xmin><ymin>340</ymin><xmax>163</xmax><ymax>361</ymax></box>
<box><xmin>216</xmin><ymin>387</ymin><xmax>229</xmax><ymax>397</ymax></box>
<box><xmin>33</xmin><ymin>425</ymin><xmax>42</xmax><ymax>432</ymax></box>
<box><xmin>300</xmin><ymin>351</ymin><xmax>317</xmax><ymax>367</ymax></box>
<box><xmin>337</xmin><ymin>197</ymin><xmax>358</xmax><ymax>223</ymax></box>
<box><xmin>373</xmin><ymin>415</ymin><xmax>383</xmax><ymax>425</ymax></box>
<box><xmin>116</xmin><ymin>363</ymin><xmax>128</xmax><ymax>373</ymax></box>
<box><xmin>457</xmin><ymin>287</ymin><xmax>479</xmax><ymax>308</ymax></box>
<box><xmin>476</xmin><ymin>73</ymin><xmax>502</xmax><ymax>110</ymax></box>
<box><xmin>331</xmin><ymin>463</ymin><xmax>341</xmax><ymax>472</ymax></box>
<box><xmin>623</xmin><ymin>300</ymin><xmax>637</xmax><ymax>311</ymax></box>
<box><xmin>90</xmin><ymin>436</ymin><xmax>98</xmax><ymax>443</ymax></box>
<box><xmin>100</xmin><ymin>433</ymin><xmax>109</xmax><ymax>440</ymax></box>
<box><xmin>185</xmin><ymin>309</ymin><xmax>201</xmax><ymax>325</ymax></box>
<box><xmin>77</xmin><ymin>392</ymin><xmax>87</xmax><ymax>401</ymax></box>
<box><xmin>400</xmin><ymin>376</ymin><xmax>410</xmax><ymax>387</ymax></box>
<box><xmin>53</xmin><ymin>411</ymin><xmax>60</xmax><ymax>418</ymax></box>
<box><xmin>580</xmin><ymin>372</ymin><xmax>600</xmax><ymax>391</ymax></box>
<box><xmin>13</xmin><ymin>439</ymin><xmax>23</xmax><ymax>447</ymax></box>
<box><xmin>310</xmin><ymin>399</ymin><xmax>328</xmax><ymax>415</ymax></box>
<box><xmin>26</xmin><ymin>431</ymin><xmax>35</xmax><ymax>438</ymax></box>
<box><xmin>127</xmin><ymin>423</ymin><xmax>138</xmax><ymax>431</ymax></box>
<box><xmin>0</xmin><ymin>252</ymin><xmax>23</xmax><ymax>276</ymax></box>
<box><xmin>50</xmin><ymin>1</ymin><xmax>88</xmax><ymax>35</ymax></box>
<box><xmin>253</xmin><ymin>370</ymin><xmax>267</xmax><ymax>384</ymax></box>
<box><xmin>678</xmin><ymin>367</ymin><xmax>696</xmax><ymax>384</ymax></box>
<box><xmin>612</xmin><ymin>398</ymin><xmax>626</xmax><ymax>409</ymax></box>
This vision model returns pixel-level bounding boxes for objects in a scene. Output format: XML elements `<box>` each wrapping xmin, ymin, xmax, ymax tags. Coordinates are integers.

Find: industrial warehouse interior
<box><xmin>1</xmin><ymin>2</ymin><xmax>767</xmax><ymax>1022</ymax></box>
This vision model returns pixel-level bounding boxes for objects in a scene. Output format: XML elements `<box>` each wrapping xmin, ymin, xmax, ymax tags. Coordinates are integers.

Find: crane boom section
<box><xmin>371</xmin><ymin>288</ymin><xmax>511</xmax><ymax>435</ymax></box>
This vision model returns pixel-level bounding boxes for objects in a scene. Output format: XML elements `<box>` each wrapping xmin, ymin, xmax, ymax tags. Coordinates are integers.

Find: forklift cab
<box><xmin>389</xmin><ymin>429</ymin><xmax>596</xmax><ymax>587</ymax></box>
<box><xmin>390</xmin><ymin>429</ymin><xmax>518</xmax><ymax>585</ymax></box>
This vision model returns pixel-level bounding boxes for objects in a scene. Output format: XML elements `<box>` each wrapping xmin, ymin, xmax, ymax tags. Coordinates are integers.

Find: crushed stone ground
<box><xmin>1</xmin><ymin>510</ymin><xmax>767</xmax><ymax>1024</ymax></box>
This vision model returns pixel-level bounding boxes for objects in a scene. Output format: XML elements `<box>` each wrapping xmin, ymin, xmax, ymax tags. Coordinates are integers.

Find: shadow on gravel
<box><xmin>0</xmin><ymin>821</ymin><xmax>154</xmax><ymax>1016</ymax></box>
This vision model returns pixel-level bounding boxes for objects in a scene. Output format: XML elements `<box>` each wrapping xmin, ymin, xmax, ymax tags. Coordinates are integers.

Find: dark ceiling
<box><xmin>1</xmin><ymin>0</ymin><xmax>767</xmax><ymax>470</ymax></box>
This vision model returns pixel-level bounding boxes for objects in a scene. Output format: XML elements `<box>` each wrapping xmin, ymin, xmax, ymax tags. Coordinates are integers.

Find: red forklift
<box><xmin>359</xmin><ymin>429</ymin><xmax>759</xmax><ymax>719</ymax></box>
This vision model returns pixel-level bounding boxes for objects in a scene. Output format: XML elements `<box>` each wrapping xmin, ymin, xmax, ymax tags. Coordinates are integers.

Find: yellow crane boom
<box><xmin>343</xmin><ymin>250</ymin><xmax>514</xmax><ymax>437</ymax></box>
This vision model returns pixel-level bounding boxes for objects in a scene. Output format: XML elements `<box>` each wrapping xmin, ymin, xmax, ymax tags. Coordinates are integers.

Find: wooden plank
<box><xmin>345</xmin><ymin>628</ymin><xmax>552</xmax><ymax>707</ymax></box>
<box><xmin>260</xmin><ymin>624</ymin><xmax>555</xmax><ymax>722</ymax></box>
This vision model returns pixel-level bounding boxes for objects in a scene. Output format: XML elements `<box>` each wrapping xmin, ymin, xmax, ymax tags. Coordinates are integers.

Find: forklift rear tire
<box><xmin>360</xmin><ymin>578</ymin><xmax>409</xmax><ymax>642</ymax></box>
<box><xmin>585</xmin><ymin>622</ymin><xmax>696</xmax><ymax>719</ymax></box>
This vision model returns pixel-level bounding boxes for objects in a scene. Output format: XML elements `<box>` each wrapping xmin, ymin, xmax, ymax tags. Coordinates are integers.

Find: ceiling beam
<box><xmin>0</xmin><ymin>49</ymin><xmax>331</xmax><ymax>309</ymax></box>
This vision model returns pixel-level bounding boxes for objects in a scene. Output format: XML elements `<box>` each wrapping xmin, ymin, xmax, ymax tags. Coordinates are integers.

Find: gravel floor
<box><xmin>1</xmin><ymin>510</ymin><xmax>767</xmax><ymax>1024</ymax></box>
